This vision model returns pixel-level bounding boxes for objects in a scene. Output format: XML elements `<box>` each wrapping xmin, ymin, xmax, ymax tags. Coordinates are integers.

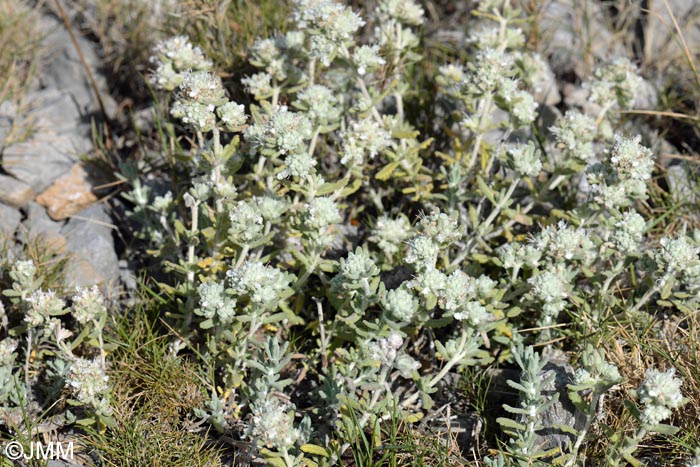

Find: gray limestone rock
<box><xmin>0</xmin><ymin>174</ymin><xmax>34</xmax><ymax>208</ymax></box>
<box><xmin>60</xmin><ymin>204</ymin><xmax>120</xmax><ymax>296</ymax></box>
<box><xmin>37</xmin><ymin>16</ymin><xmax>116</xmax><ymax>119</ymax></box>
<box><xmin>0</xmin><ymin>202</ymin><xmax>21</xmax><ymax>240</ymax></box>
<box><xmin>20</xmin><ymin>201</ymin><xmax>67</xmax><ymax>252</ymax></box>
<box><xmin>2</xmin><ymin>128</ymin><xmax>83</xmax><ymax>193</ymax></box>
<box><xmin>666</xmin><ymin>164</ymin><xmax>700</xmax><ymax>204</ymax></box>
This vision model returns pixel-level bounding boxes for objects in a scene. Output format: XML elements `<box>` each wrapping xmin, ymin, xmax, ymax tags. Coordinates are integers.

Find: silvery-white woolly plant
<box><xmin>0</xmin><ymin>260</ymin><xmax>115</xmax><ymax>431</ymax></box>
<box><xmin>109</xmin><ymin>0</ymin><xmax>700</xmax><ymax>464</ymax></box>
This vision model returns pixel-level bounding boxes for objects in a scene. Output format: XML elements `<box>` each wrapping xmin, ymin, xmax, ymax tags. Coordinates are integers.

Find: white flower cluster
<box><xmin>196</xmin><ymin>281</ymin><xmax>236</xmax><ymax>325</ymax></box>
<box><xmin>366</xmin><ymin>331</ymin><xmax>403</xmax><ymax>364</ymax></box>
<box><xmin>655</xmin><ymin>235</ymin><xmax>700</xmax><ymax>290</ymax></box>
<box><xmin>612</xmin><ymin>211</ymin><xmax>646</xmax><ymax>255</ymax></box>
<box><xmin>332</xmin><ymin>248</ymin><xmax>379</xmax><ymax>293</ymax></box>
<box><xmin>249</xmin><ymin>397</ymin><xmax>301</xmax><ymax>450</ymax></box>
<box><xmin>637</xmin><ymin>367</ymin><xmax>685</xmax><ymax>426</ymax></box>
<box><xmin>150</xmin><ymin>35</ymin><xmax>212</xmax><ymax>91</ymax></box>
<box><xmin>246</xmin><ymin>105</ymin><xmax>313</xmax><ymax>156</ymax></box>
<box><xmin>440</xmin><ymin>271</ymin><xmax>494</xmax><ymax>327</ymax></box>
<box><xmin>369</xmin><ymin>214</ymin><xmax>411</xmax><ymax>258</ymax></box>
<box><xmin>0</xmin><ymin>339</ymin><xmax>18</xmax><ymax>367</ymax></box>
<box><xmin>227</xmin><ymin>261</ymin><xmax>295</xmax><ymax>308</ymax></box>
<box><xmin>380</xmin><ymin>286</ymin><xmax>418</xmax><ymax>323</ymax></box>
<box><xmin>66</xmin><ymin>358</ymin><xmax>112</xmax><ymax>415</ymax></box>
<box><xmin>528</xmin><ymin>269</ymin><xmax>569</xmax><ymax>322</ymax></box>
<box><xmin>415</xmin><ymin>210</ymin><xmax>461</xmax><ymax>247</ymax></box>
<box><xmin>25</xmin><ymin>289</ymin><xmax>64</xmax><ymax>328</ymax></box>
<box><xmin>504</xmin><ymin>142</ymin><xmax>542</xmax><ymax>178</ymax></box>
<box><xmin>573</xmin><ymin>345</ymin><xmax>621</xmax><ymax>390</ymax></box>
<box><xmin>497</xmin><ymin>242</ymin><xmax>542</xmax><ymax>271</ymax></box>
<box><xmin>294</xmin><ymin>84</ymin><xmax>342</xmax><ymax>127</ymax></box>
<box><xmin>531</xmin><ymin>221</ymin><xmax>596</xmax><ymax>265</ymax></box>
<box><xmin>71</xmin><ymin>286</ymin><xmax>107</xmax><ymax>325</ymax></box>
<box><xmin>293</xmin><ymin>0</ymin><xmax>365</xmax><ymax>66</ymax></box>
<box><xmin>228</xmin><ymin>199</ymin><xmax>265</xmax><ymax>245</ymax></box>
<box><xmin>550</xmin><ymin>110</ymin><xmax>597</xmax><ymax>164</ymax></box>
<box><xmin>586</xmin><ymin>57</ymin><xmax>642</xmax><ymax>109</ymax></box>
<box><xmin>587</xmin><ymin>135</ymin><xmax>655</xmax><ymax>209</ymax></box>
<box><xmin>340</xmin><ymin>118</ymin><xmax>392</xmax><ymax>167</ymax></box>
<box><xmin>10</xmin><ymin>259</ymin><xmax>37</xmax><ymax>292</ymax></box>
<box><xmin>353</xmin><ymin>44</ymin><xmax>385</xmax><ymax>76</ymax></box>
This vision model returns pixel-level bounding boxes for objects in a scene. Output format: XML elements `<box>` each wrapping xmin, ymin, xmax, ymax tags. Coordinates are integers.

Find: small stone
<box><xmin>524</xmin><ymin>351</ymin><xmax>586</xmax><ymax>454</ymax></box>
<box><xmin>0</xmin><ymin>174</ymin><xmax>34</xmax><ymax>208</ymax></box>
<box><xmin>61</xmin><ymin>204</ymin><xmax>120</xmax><ymax>296</ymax></box>
<box><xmin>666</xmin><ymin>164</ymin><xmax>699</xmax><ymax>204</ymax></box>
<box><xmin>36</xmin><ymin>163</ymin><xmax>98</xmax><ymax>220</ymax></box>
<box><xmin>20</xmin><ymin>202</ymin><xmax>67</xmax><ymax>253</ymax></box>
<box><xmin>0</xmin><ymin>202</ymin><xmax>21</xmax><ymax>240</ymax></box>
<box><xmin>2</xmin><ymin>127</ymin><xmax>85</xmax><ymax>193</ymax></box>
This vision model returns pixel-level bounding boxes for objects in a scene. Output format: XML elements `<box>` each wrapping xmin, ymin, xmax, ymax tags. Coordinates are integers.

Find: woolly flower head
<box><xmin>293</xmin><ymin>0</ymin><xmax>365</xmax><ymax>65</ymax></box>
<box><xmin>404</xmin><ymin>236</ymin><xmax>439</xmax><ymax>271</ymax></box>
<box><xmin>505</xmin><ymin>141</ymin><xmax>542</xmax><ymax>178</ymax></box>
<box><xmin>245</xmin><ymin>106</ymin><xmax>312</xmax><ymax>156</ymax></box>
<box><xmin>71</xmin><ymin>285</ymin><xmax>107</xmax><ymax>325</ymax></box>
<box><xmin>377</xmin><ymin>0</ymin><xmax>425</xmax><ymax>25</ymax></box>
<box><xmin>353</xmin><ymin>44</ymin><xmax>385</xmax><ymax>75</ymax></box>
<box><xmin>550</xmin><ymin>110</ymin><xmax>597</xmax><ymax>163</ymax></box>
<box><xmin>227</xmin><ymin>261</ymin><xmax>294</xmax><ymax>307</ymax></box>
<box><xmin>533</xmin><ymin>221</ymin><xmax>595</xmax><ymax>264</ymax></box>
<box><xmin>170</xmin><ymin>100</ymin><xmax>216</xmax><ymax>133</ymax></box>
<box><xmin>587</xmin><ymin>57</ymin><xmax>642</xmax><ymax>108</ymax></box>
<box><xmin>177</xmin><ymin>71</ymin><xmax>226</xmax><ymax>106</ymax></box>
<box><xmin>277</xmin><ymin>151</ymin><xmax>317</xmax><ymax>179</ymax></box>
<box><xmin>294</xmin><ymin>84</ymin><xmax>341</xmax><ymax>126</ymax></box>
<box><xmin>369</xmin><ymin>214</ymin><xmax>411</xmax><ymax>257</ymax></box>
<box><xmin>242</xmin><ymin>72</ymin><xmax>273</xmax><ymax>98</ymax></box>
<box><xmin>301</xmin><ymin>197</ymin><xmax>342</xmax><ymax>230</ymax></box>
<box><xmin>11</xmin><ymin>260</ymin><xmax>36</xmax><ymax>291</ymax></box>
<box><xmin>637</xmin><ymin>368</ymin><xmax>685</xmax><ymax>426</ymax></box>
<box><xmin>613</xmin><ymin>211</ymin><xmax>646</xmax><ymax>255</ymax></box>
<box><xmin>332</xmin><ymin>247</ymin><xmax>379</xmax><ymax>292</ymax></box>
<box><xmin>151</xmin><ymin>35</ymin><xmax>212</xmax><ymax>72</ymax></box>
<box><xmin>365</xmin><ymin>331</ymin><xmax>404</xmax><ymax>366</ymax></box>
<box><xmin>66</xmin><ymin>358</ymin><xmax>111</xmax><ymax>412</ymax></box>
<box><xmin>216</xmin><ymin>101</ymin><xmax>247</xmax><ymax>131</ymax></box>
<box><xmin>608</xmin><ymin>135</ymin><xmax>654</xmax><ymax>182</ymax></box>
<box><xmin>656</xmin><ymin>235</ymin><xmax>700</xmax><ymax>277</ymax></box>
<box><xmin>228</xmin><ymin>199</ymin><xmax>264</xmax><ymax>245</ymax></box>
<box><xmin>196</xmin><ymin>281</ymin><xmax>236</xmax><ymax>324</ymax></box>
<box><xmin>25</xmin><ymin>289</ymin><xmax>64</xmax><ymax>328</ymax></box>
<box><xmin>249</xmin><ymin>397</ymin><xmax>300</xmax><ymax>450</ymax></box>
<box><xmin>0</xmin><ymin>338</ymin><xmax>18</xmax><ymax>366</ymax></box>
<box><xmin>381</xmin><ymin>286</ymin><xmax>418</xmax><ymax>323</ymax></box>
<box><xmin>528</xmin><ymin>270</ymin><xmax>568</xmax><ymax>313</ymax></box>
<box><xmin>463</xmin><ymin>48</ymin><xmax>514</xmax><ymax>95</ymax></box>
<box><xmin>340</xmin><ymin>118</ymin><xmax>392</xmax><ymax>167</ymax></box>
<box><xmin>416</xmin><ymin>210</ymin><xmax>461</xmax><ymax>247</ymax></box>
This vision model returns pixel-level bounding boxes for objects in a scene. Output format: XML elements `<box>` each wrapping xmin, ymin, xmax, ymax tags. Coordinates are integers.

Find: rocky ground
<box><xmin>0</xmin><ymin>12</ymin><xmax>123</xmax><ymax>300</ymax></box>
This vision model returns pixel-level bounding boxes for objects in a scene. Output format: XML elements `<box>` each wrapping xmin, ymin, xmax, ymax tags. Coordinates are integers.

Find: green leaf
<box><xmin>496</xmin><ymin>417</ymin><xmax>526</xmax><ymax>431</ymax></box>
<box><xmin>375</xmin><ymin>161</ymin><xmax>401</xmax><ymax>181</ymax></box>
<box><xmin>340</xmin><ymin>177</ymin><xmax>362</xmax><ymax>196</ymax></box>
<box><xmin>317</xmin><ymin>178</ymin><xmax>348</xmax><ymax>196</ymax></box>
<box><xmin>199</xmin><ymin>319</ymin><xmax>215</xmax><ymax>329</ymax></box>
<box><xmin>476</xmin><ymin>176</ymin><xmax>496</xmax><ymax>203</ymax></box>
<box><xmin>623</xmin><ymin>452</ymin><xmax>642</xmax><ymax>467</ymax></box>
<box><xmin>647</xmin><ymin>423</ymin><xmax>680</xmax><ymax>435</ymax></box>
<box><xmin>551</xmin><ymin>423</ymin><xmax>580</xmax><ymax>436</ymax></box>
<box><xmin>300</xmin><ymin>444</ymin><xmax>329</xmax><ymax>457</ymax></box>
